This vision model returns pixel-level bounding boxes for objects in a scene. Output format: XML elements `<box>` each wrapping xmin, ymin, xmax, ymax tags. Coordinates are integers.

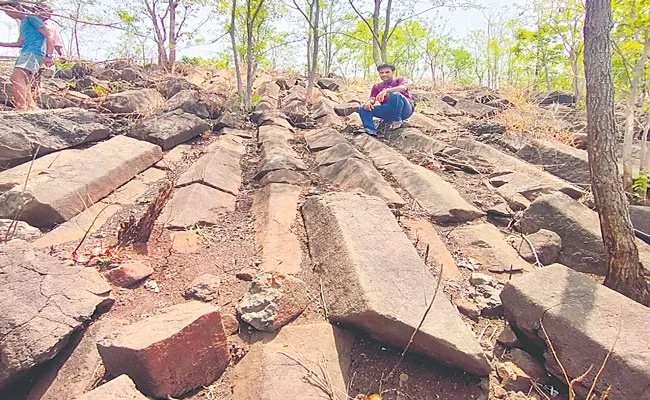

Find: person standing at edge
<box><xmin>0</xmin><ymin>2</ymin><xmax>55</xmax><ymax>110</ymax></box>
<box><xmin>358</xmin><ymin>63</ymin><xmax>414</xmax><ymax>136</ymax></box>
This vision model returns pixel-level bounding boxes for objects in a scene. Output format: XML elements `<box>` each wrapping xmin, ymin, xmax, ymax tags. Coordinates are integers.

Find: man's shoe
<box><xmin>389</xmin><ymin>121</ymin><xmax>403</xmax><ymax>130</ymax></box>
<box><xmin>364</xmin><ymin>129</ymin><xmax>378</xmax><ymax>137</ymax></box>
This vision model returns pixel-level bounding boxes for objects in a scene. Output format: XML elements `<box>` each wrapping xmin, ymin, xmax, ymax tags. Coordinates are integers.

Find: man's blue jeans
<box><xmin>358</xmin><ymin>92</ymin><xmax>414</xmax><ymax>134</ymax></box>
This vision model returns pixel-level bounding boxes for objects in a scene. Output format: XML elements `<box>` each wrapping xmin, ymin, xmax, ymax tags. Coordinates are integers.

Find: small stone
<box><xmin>75</xmin><ymin>374</ymin><xmax>148</xmax><ymax>400</ymax></box>
<box><xmin>455</xmin><ymin>299</ymin><xmax>480</xmax><ymax>321</ymax></box>
<box><xmin>103</xmin><ymin>261</ymin><xmax>153</xmax><ymax>287</ymax></box>
<box><xmin>183</xmin><ymin>273</ymin><xmax>221</xmax><ymax>302</ymax></box>
<box><xmin>515</xmin><ymin>229</ymin><xmax>562</xmax><ymax>266</ymax></box>
<box><xmin>496</xmin><ymin>325</ymin><xmax>520</xmax><ymax>348</ymax></box>
<box><xmin>470</xmin><ymin>272</ymin><xmax>496</xmax><ymax>287</ymax></box>
<box><xmin>236</xmin><ymin>268</ymin><xmax>258</xmax><ymax>281</ymax></box>
<box><xmin>509</xmin><ymin>348</ymin><xmax>547</xmax><ymax>383</ymax></box>
<box><xmin>222</xmin><ymin>313</ymin><xmax>240</xmax><ymax>335</ymax></box>
<box><xmin>493</xmin><ymin>384</ymin><xmax>507</xmax><ymax>398</ymax></box>
<box><xmin>236</xmin><ymin>273</ymin><xmax>308</xmax><ymax>332</ymax></box>
<box><xmin>496</xmin><ymin>362</ymin><xmax>532</xmax><ymax>393</ymax></box>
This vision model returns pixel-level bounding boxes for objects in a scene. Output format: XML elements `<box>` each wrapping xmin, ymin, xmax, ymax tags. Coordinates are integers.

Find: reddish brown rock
<box><xmin>222</xmin><ymin>313</ymin><xmax>240</xmax><ymax>335</ymax></box>
<box><xmin>455</xmin><ymin>299</ymin><xmax>480</xmax><ymax>321</ymax></box>
<box><xmin>103</xmin><ymin>261</ymin><xmax>153</xmax><ymax>287</ymax></box>
<box><xmin>97</xmin><ymin>302</ymin><xmax>230</xmax><ymax>398</ymax></box>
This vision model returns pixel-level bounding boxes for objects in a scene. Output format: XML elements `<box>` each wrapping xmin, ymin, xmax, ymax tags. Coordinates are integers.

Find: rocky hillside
<box><xmin>0</xmin><ymin>61</ymin><xmax>649</xmax><ymax>400</ymax></box>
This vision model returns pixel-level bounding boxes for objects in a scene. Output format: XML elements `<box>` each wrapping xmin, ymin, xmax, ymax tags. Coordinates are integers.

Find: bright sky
<box><xmin>0</xmin><ymin>0</ymin><xmax>531</xmax><ymax>62</ymax></box>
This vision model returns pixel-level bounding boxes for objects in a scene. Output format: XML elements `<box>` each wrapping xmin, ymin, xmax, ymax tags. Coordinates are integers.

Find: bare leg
<box><xmin>10</xmin><ymin>67</ymin><xmax>31</xmax><ymax>111</ymax></box>
<box><xmin>28</xmin><ymin>73</ymin><xmax>40</xmax><ymax>110</ymax></box>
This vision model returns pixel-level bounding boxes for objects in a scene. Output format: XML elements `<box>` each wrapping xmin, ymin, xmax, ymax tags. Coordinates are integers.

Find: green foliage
<box><xmin>92</xmin><ymin>85</ymin><xmax>108</xmax><ymax>96</ymax></box>
<box><xmin>633</xmin><ymin>170</ymin><xmax>650</xmax><ymax>201</ymax></box>
<box><xmin>54</xmin><ymin>59</ymin><xmax>74</xmax><ymax>70</ymax></box>
<box><xmin>181</xmin><ymin>54</ymin><xmax>231</xmax><ymax>69</ymax></box>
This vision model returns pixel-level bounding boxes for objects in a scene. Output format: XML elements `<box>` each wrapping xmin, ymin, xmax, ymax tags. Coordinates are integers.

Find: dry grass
<box><xmin>495</xmin><ymin>86</ymin><xmax>578</xmax><ymax>145</ymax></box>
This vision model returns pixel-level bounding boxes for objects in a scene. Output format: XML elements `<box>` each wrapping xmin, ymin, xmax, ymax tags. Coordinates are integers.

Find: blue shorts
<box><xmin>15</xmin><ymin>52</ymin><xmax>44</xmax><ymax>75</ymax></box>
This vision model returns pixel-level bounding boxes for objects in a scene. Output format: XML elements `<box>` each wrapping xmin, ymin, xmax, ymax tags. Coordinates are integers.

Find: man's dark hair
<box><xmin>376</xmin><ymin>63</ymin><xmax>395</xmax><ymax>72</ymax></box>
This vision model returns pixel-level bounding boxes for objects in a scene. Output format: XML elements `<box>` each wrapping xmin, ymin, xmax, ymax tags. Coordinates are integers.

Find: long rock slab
<box><xmin>302</xmin><ymin>192</ymin><xmax>490</xmax><ymax>375</ymax></box>
<box><xmin>252</xmin><ymin>183</ymin><xmax>303</xmax><ymax>274</ymax></box>
<box><xmin>0</xmin><ymin>136</ymin><xmax>162</xmax><ymax>228</ymax></box>
<box><xmin>0</xmin><ymin>108</ymin><xmax>111</xmax><ymax>165</ymax></box>
<box><xmin>0</xmin><ymin>240</ymin><xmax>113</xmax><ymax>388</ymax></box>
<box><xmin>501</xmin><ymin>264</ymin><xmax>650</xmax><ymax>400</ymax></box>
<box><xmin>233</xmin><ymin>323</ymin><xmax>354</xmax><ymax>399</ymax></box>
<box><xmin>158</xmin><ymin>183</ymin><xmax>236</xmax><ymax>228</ymax></box>
<box><xmin>103</xmin><ymin>88</ymin><xmax>164</xmax><ymax>114</ymax></box>
<box><xmin>516</xmin><ymin>139</ymin><xmax>590</xmax><ymax>185</ymax></box>
<box><xmin>454</xmin><ymin>138</ymin><xmax>584</xmax><ymax>201</ymax></box>
<box><xmin>304</xmin><ymin>127</ymin><xmax>346</xmax><ymax>151</ymax></box>
<box><xmin>356</xmin><ymin>135</ymin><xmax>484</xmax><ymax>223</ymax></box>
<box><xmin>449</xmin><ymin>223</ymin><xmax>532</xmax><ymax>273</ymax></box>
<box><xmin>318</xmin><ymin>158</ymin><xmax>405</xmax><ymax>207</ymax></box>
<box><xmin>176</xmin><ymin>142</ymin><xmax>242</xmax><ymax>195</ymax></box>
<box><xmin>519</xmin><ymin>192</ymin><xmax>650</xmax><ymax>275</ymax></box>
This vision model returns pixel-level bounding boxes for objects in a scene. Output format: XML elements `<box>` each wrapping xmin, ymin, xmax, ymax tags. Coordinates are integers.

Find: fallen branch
<box><xmin>3</xmin><ymin>144</ymin><xmax>40</xmax><ymax>243</ymax></box>
<box><xmin>520</xmin><ymin>233</ymin><xmax>543</xmax><ymax>268</ymax></box>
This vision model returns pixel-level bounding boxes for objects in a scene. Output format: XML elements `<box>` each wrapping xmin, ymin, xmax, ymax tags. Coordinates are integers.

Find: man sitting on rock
<box><xmin>0</xmin><ymin>2</ymin><xmax>55</xmax><ymax>110</ymax></box>
<box><xmin>359</xmin><ymin>63</ymin><xmax>414</xmax><ymax>136</ymax></box>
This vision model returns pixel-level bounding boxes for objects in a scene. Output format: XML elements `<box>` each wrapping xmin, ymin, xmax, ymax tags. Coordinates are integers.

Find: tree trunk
<box><xmin>144</xmin><ymin>0</ymin><xmax>169</xmax><ymax>68</ymax></box>
<box><xmin>622</xmin><ymin>37</ymin><xmax>650</xmax><ymax>189</ymax></box>
<box><xmin>570</xmin><ymin>50</ymin><xmax>581</xmax><ymax>105</ymax></box>
<box><xmin>380</xmin><ymin>0</ymin><xmax>391</xmax><ymax>63</ymax></box>
<box><xmin>584</xmin><ymin>0</ymin><xmax>650</xmax><ymax>305</ymax></box>
<box><xmin>230</xmin><ymin>0</ymin><xmax>244</xmax><ymax>104</ymax></box>
<box><xmin>168</xmin><ymin>0</ymin><xmax>178</xmax><ymax>70</ymax></box>
<box><xmin>306</xmin><ymin>0</ymin><xmax>320</xmax><ymax>101</ymax></box>
<box><xmin>372</xmin><ymin>0</ymin><xmax>381</xmax><ymax>65</ymax></box>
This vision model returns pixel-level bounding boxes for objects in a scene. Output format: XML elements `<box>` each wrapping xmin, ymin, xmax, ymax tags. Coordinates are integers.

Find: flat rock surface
<box><xmin>449</xmin><ymin>223</ymin><xmax>532</xmax><ymax>273</ymax></box>
<box><xmin>129</xmin><ymin>110</ymin><xmax>211</xmax><ymax>151</ymax></box>
<box><xmin>27</xmin><ymin>319</ymin><xmax>129</xmax><ymax>400</ymax></box>
<box><xmin>176</xmin><ymin>142</ymin><xmax>242</xmax><ymax>195</ymax></box>
<box><xmin>0</xmin><ymin>108</ymin><xmax>111</xmax><ymax>165</ymax></box>
<box><xmin>0</xmin><ymin>135</ymin><xmax>162</xmax><ymax>228</ymax></box>
<box><xmin>256</xmin><ymin>141</ymin><xmax>308</xmax><ymax>180</ymax></box>
<box><xmin>454</xmin><ymin>138</ymin><xmax>584</xmax><ymax>200</ymax></box>
<box><xmin>97</xmin><ymin>302</ymin><xmax>230</xmax><ymax>398</ymax></box>
<box><xmin>317</xmin><ymin>158</ymin><xmax>405</xmax><ymax>207</ymax></box>
<box><xmin>158</xmin><ymin>183</ymin><xmax>236</xmax><ymax>228</ymax></box>
<box><xmin>356</xmin><ymin>135</ymin><xmax>483</xmax><ymax>223</ymax></box>
<box><xmin>0</xmin><ymin>240</ymin><xmax>113</xmax><ymax>388</ymax></box>
<box><xmin>103</xmin><ymin>88</ymin><xmax>164</xmax><ymax>114</ymax></box>
<box><xmin>252</xmin><ymin>183</ymin><xmax>302</xmax><ymax>274</ymax></box>
<box><xmin>302</xmin><ymin>192</ymin><xmax>490</xmax><ymax>375</ymax></box>
<box><xmin>315</xmin><ymin>142</ymin><xmax>366</xmax><ymax>166</ymax></box>
<box><xmin>501</xmin><ymin>264</ymin><xmax>650</xmax><ymax>400</ymax></box>
<box><xmin>517</xmin><ymin>139</ymin><xmax>590</xmax><ymax>185</ymax></box>
<box><xmin>304</xmin><ymin>127</ymin><xmax>346</xmax><ymax>151</ymax></box>
<box><xmin>233</xmin><ymin>323</ymin><xmax>354</xmax><ymax>400</ymax></box>
<box><xmin>76</xmin><ymin>375</ymin><xmax>149</xmax><ymax>400</ymax></box>
<box><xmin>0</xmin><ymin>219</ymin><xmax>42</xmax><ymax>242</ymax></box>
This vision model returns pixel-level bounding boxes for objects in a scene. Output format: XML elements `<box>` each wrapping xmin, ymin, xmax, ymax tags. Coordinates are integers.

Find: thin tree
<box><xmin>229</xmin><ymin>0</ymin><xmax>244</xmax><ymax>103</ymax></box>
<box><xmin>584</xmin><ymin>0</ymin><xmax>650</xmax><ymax>305</ymax></box>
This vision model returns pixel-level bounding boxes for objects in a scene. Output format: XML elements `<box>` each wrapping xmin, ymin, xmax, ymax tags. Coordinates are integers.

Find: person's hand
<box><xmin>44</xmin><ymin>55</ymin><xmax>54</xmax><ymax>67</ymax></box>
<box><xmin>363</xmin><ymin>101</ymin><xmax>374</xmax><ymax>111</ymax></box>
<box><xmin>376</xmin><ymin>90</ymin><xmax>388</xmax><ymax>103</ymax></box>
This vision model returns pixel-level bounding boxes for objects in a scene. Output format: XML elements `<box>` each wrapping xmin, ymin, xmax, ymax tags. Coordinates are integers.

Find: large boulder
<box><xmin>0</xmin><ymin>108</ymin><xmax>111</xmax><ymax>165</ymax></box>
<box><xmin>165</xmin><ymin>89</ymin><xmax>210</xmax><ymax>119</ymax></box>
<box><xmin>0</xmin><ymin>240</ymin><xmax>113</xmax><ymax>388</ymax></box>
<box><xmin>98</xmin><ymin>302</ymin><xmax>230</xmax><ymax>398</ymax></box>
<box><xmin>103</xmin><ymin>88</ymin><xmax>164</xmax><ymax>114</ymax></box>
<box><xmin>501</xmin><ymin>264</ymin><xmax>650</xmax><ymax>400</ymax></box>
<box><xmin>535</xmin><ymin>90</ymin><xmax>575</xmax><ymax>106</ymax></box>
<box><xmin>129</xmin><ymin>110</ymin><xmax>211</xmax><ymax>150</ymax></box>
<box><xmin>302</xmin><ymin>192</ymin><xmax>490</xmax><ymax>375</ymax></box>
<box><xmin>156</xmin><ymin>76</ymin><xmax>197</xmax><ymax>99</ymax></box>
<box><xmin>0</xmin><ymin>136</ymin><xmax>162</xmax><ymax>228</ymax></box>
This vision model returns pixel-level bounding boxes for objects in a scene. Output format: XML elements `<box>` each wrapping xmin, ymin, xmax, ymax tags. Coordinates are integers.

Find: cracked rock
<box><xmin>183</xmin><ymin>273</ymin><xmax>221</xmax><ymax>302</ymax></box>
<box><xmin>236</xmin><ymin>273</ymin><xmax>308</xmax><ymax>332</ymax></box>
<box><xmin>0</xmin><ymin>240</ymin><xmax>113</xmax><ymax>388</ymax></box>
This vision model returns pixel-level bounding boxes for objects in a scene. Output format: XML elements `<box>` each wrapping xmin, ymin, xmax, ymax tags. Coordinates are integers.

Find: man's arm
<box><xmin>376</xmin><ymin>77</ymin><xmax>410</xmax><ymax>102</ymax></box>
<box><xmin>0</xmin><ymin>37</ymin><xmax>24</xmax><ymax>48</ymax></box>
<box><xmin>36</xmin><ymin>26</ymin><xmax>55</xmax><ymax>66</ymax></box>
<box><xmin>364</xmin><ymin>85</ymin><xmax>378</xmax><ymax>110</ymax></box>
